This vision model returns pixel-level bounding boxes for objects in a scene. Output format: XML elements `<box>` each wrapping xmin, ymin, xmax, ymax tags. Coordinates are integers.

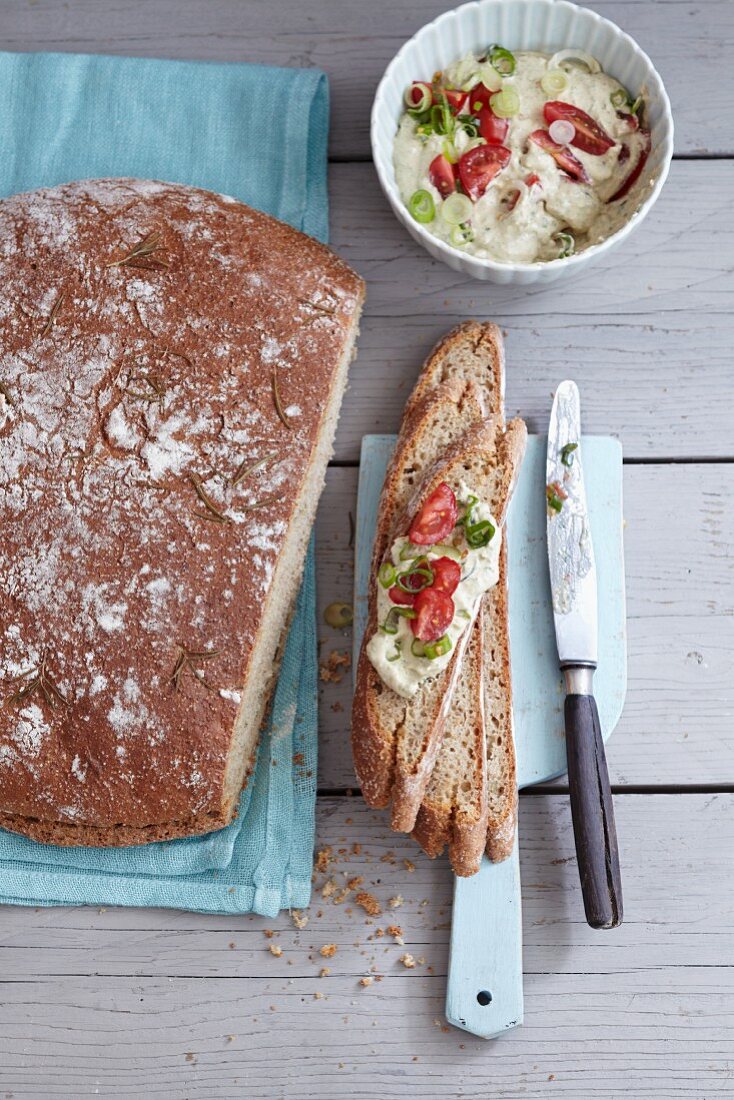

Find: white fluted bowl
<box><xmin>371</xmin><ymin>0</ymin><xmax>674</xmax><ymax>285</ymax></box>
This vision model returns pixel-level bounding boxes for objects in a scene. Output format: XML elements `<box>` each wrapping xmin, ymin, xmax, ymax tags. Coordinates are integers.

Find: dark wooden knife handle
<box><xmin>565</xmin><ymin>691</ymin><xmax>623</xmax><ymax>929</ymax></box>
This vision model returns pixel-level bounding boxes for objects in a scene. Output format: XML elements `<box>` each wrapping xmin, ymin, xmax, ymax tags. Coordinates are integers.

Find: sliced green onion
<box><xmin>465</xmin><ymin>519</ymin><xmax>495</xmax><ymax>548</ymax></box>
<box><xmin>431</xmin><ymin>542</ymin><xmax>463</xmax><ymax>561</ymax></box>
<box><xmin>442</xmin><ymin>138</ymin><xmax>459</xmax><ymax>164</ymax></box>
<box><xmin>560</xmin><ymin>442</ymin><xmax>578</xmax><ymax>467</ymax></box>
<box><xmin>546</xmin><ymin>482</ymin><xmax>566</xmax><ymax>513</ymax></box>
<box><xmin>399</xmin><ymin>543</ymin><xmax>423</xmax><ymax>562</ymax></box>
<box><xmin>408</xmin><ymin>189</ymin><xmax>435</xmax><ymax>224</ymax></box>
<box><xmin>378</xmin><ymin>562</ymin><xmax>396</xmax><ymax>588</ymax></box>
<box><xmin>541</xmin><ymin>69</ymin><xmax>569</xmax><ymax>96</ymax></box>
<box><xmin>424</xmin><ymin>634</ymin><xmax>453</xmax><ymax>660</ymax></box>
<box><xmin>410</xmin><ymin>638</ymin><xmax>426</xmax><ymax>658</ymax></box>
<box><xmin>458</xmin><ymin>609</ymin><xmax>472</xmax><ymax>620</ymax></box>
<box><xmin>487</xmin><ymin>45</ymin><xmax>516</xmax><ymax>76</ymax></box>
<box><xmin>554</xmin><ymin>231</ymin><xmax>575</xmax><ymax>259</ymax></box>
<box><xmin>610</xmin><ymin>88</ymin><xmax>629</xmax><ymax>109</ymax></box>
<box><xmin>449</xmin><ymin>223</ymin><xmax>474</xmax><ymax>248</ymax></box>
<box><xmin>548</xmin><ymin>49</ymin><xmax>601</xmax><ymax>74</ymax></box>
<box><xmin>404</xmin><ymin>82</ymin><xmax>432</xmax><ymax>112</ymax></box>
<box><xmin>630</xmin><ymin>95</ymin><xmax>644</xmax><ymax>117</ymax></box>
<box><xmin>457</xmin><ymin>494</ymin><xmax>478</xmax><ymax>526</ymax></box>
<box><xmin>430</xmin><ymin>96</ymin><xmax>454</xmax><ymax>136</ymax></box>
<box><xmin>396</xmin><ymin>564</ymin><xmax>433</xmax><ymax>593</ymax></box>
<box><xmin>490</xmin><ymin>87</ymin><xmax>520</xmax><ymax>118</ymax></box>
<box><xmin>323</xmin><ymin>601</ymin><xmax>354</xmax><ymax>628</ymax></box>
<box><xmin>441</xmin><ymin>192</ymin><xmax>474</xmax><ymax>226</ymax></box>
<box><xmin>477</xmin><ymin>61</ymin><xmax>503</xmax><ymax>93</ymax></box>
<box><xmin>379</xmin><ymin>606</ymin><xmax>417</xmax><ymax>635</ymax></box>
<box><xmin>387</xmin><ymin>641</ymin><xmax>402</xmax><ymax>663</ymax></box>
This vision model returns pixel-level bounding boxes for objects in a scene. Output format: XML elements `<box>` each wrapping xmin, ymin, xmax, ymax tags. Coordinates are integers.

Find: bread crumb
<box><xmin>263</xmin><ymin>929</ymin><xmax>275</xmax><ymax>939</ymax></box>
<box><xmin>315</xmin><ymin>846</ymin><xmax>333</xmax><ymax>873</ymax></box>
<box><xmin>388</xmin><ymin>895</ymin><xmax>403</xmax><ymax>909</ymax></box>
<box><xmin>320</xmin><ymin>967</ymin><xmax>331</xmax><ymax>978</ymax></box>
<box><xmin>404</xmin><ymin>859</ymin><xmax>416</xmax><ymax>872</ymax></box>
<box><xmin>346</xmin><ymin>875</ymin><xmax>364</xmax><ymax>890</ymax></box>
<box><xmin>319</xmin><ymin>650</ymin><xmax>351</xmax><ymax>683</ymax></box>
<box><xmin>355</xmin><ymin>891</ymin><xmax>381</xmax><ymax>916</ymax></box>
<box><xmin>359</xmin><ymin>976</ymin><xmax>374</xmax><ymax>987</ymax></box>
<box><xmin>399</xmin><ymin>953</ymin><xmax>416</xmax><ymax>968</ymax></box>
<box><xmin>321</xmin><ymin>877</ymin><xmax>337</xmax><ymax>899</ymax></box>
<box><xmin>314</xmin><ymin>991</ymin><xmax>324</xmax><ymax>1000</ymax></box>
<box><xmin>228</xmin><ymin>941</ymin><xmax>236</xmax><ymax>949</ymax></box>
<box><xmin>320</xmin><ymin>944</ymin><xmax>337</xmax><ymax>958</ymax></box>
<box><xmin>331</xmin><ymin>701</ymin><xmax>344</xmax><ymax>713</ymax></box>
<box><xmin>269</xmin><ymin>944</ymin><xmax>283</xmax><ymax>957</ymax></box>
<box><xmin>387</xmin><ymin>925</ymin><xmax>404</xmax><ymax>945</ymax></box>
<box><xmin>291</xmin><ymin>910</ymin><xmax>308</xmax><ymax>930</ymax></box>
<box><xmin>185</xmin><ymin>1052</ymin><xmax>196</xmax><ymax>1063</ymax></box>
<box><xmin>548</xmin><ymin>1074</ymin><xmax>556</xmax><ymax>1082</ymax></box>
<box><xmin>352</xmin><ymin>842</ymin><xmax>362</xmax><ymax>855</ymax></box>
<box><xmin>226</xmin><ymin>1035</ymin><xmax>235</xmax><ymax>1043</ymax></box>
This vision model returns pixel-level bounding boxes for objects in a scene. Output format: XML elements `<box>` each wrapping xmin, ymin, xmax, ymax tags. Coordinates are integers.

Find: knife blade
<box><xmin>547</xmin><ymin>380</ymin><xmax>623</xmax><ymax>930</ymax></box>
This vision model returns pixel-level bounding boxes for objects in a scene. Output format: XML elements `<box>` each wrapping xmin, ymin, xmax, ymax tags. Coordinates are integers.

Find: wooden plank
<box><xmin>0</xmin><ymin>0</ymin><xmax>732</xmax><ymax>157</ymax></box>
<box><xmin>330</xmin><ymin>159</ymin><xmax>734</xmax><ymax>461</ymax></box>
<box><xmin>0</xmin><ymin>795</ymin><xmax>731</xmax><ymax>1097</ymax></box>
<box><xmin>317</xmin><ymin>462</ymin><xmax>734</xmax><ymax>789</ymax></box>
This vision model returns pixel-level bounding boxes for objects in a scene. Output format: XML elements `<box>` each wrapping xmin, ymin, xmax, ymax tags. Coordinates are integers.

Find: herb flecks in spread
<box><xmin>367</xmin><ymin>482</ymin><xmax>501</xmax><ymax>698</ymax></box>
<box><xmin>393</xmin><ymin>47</ymin><xmax>652</xmax><ymax>263</ymax></box>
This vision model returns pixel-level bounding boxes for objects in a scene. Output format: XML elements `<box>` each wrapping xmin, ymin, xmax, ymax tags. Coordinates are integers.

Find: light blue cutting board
<box><xmin>353</xmin><ymin>434</ymin><xmax>626</xmax><ymax>1039</ymax></box>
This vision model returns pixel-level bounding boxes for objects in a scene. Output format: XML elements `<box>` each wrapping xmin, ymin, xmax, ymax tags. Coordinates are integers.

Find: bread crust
<box><xmin>0</xmin><ymin>177</ymin><xmax>364</xmax><ymax>845</ymax></box>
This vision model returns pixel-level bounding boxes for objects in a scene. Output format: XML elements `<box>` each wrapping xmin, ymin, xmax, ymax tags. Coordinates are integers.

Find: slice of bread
<box><xmin>353</xmin><ymin>414</ymin><xmax>526</xmax><ymax>835</ymax></box>
<box><xmin>411</xmin><ymin>325</ymin><xmax>520</xmax><ymax>873</ymax></box>
<box><xmin>404</xmin><ymin>321</ymin><xmax>505</xmax><ymax>420</ymax></box>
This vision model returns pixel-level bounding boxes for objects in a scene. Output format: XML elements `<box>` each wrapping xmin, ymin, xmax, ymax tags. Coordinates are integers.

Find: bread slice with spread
<box><xmin>352</xmin><ymin>322</ymin><xmax>524</xmax><ymax>873</ymax></box>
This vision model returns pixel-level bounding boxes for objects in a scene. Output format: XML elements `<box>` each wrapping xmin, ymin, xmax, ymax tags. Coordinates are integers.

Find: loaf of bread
<box><xmin>0</xmin><ymin>178</ymin><xmax>364</xmax><ymax>846</ymax></box>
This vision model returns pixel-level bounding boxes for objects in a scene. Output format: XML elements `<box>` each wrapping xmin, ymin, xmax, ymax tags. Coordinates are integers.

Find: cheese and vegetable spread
<box><xmin>393</xmin><ymin>46</ymin><xmax>652</xmax><ymax>263</ymax></box>
<box><xmin>367</xmin><ymin>481</ymin><xmax>501</xmax><ymax>698</ymax></box>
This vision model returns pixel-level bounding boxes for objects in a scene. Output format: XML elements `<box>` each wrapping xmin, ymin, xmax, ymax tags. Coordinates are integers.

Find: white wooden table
<box><xmin>1</xmin><ymin>2</ymin><xmax>733</xmax><ymax>1096</ymax></box>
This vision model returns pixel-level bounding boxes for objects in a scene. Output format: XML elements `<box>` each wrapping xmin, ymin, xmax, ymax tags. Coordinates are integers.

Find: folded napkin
<box><xmin>0</xmin><ymin>50</ymin><xmax>329</xmax><ymax>917</ymax></box>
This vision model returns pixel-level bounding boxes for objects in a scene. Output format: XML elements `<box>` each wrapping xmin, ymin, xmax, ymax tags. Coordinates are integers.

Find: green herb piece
<box><xmin>379</xmin><ymin>606</ymin><xmax>417</xmax><ymax>635</ymax></box>
<box><xmin>396</xmin><ymin>562</ymin><xmax>433</xmax><ymax>593</ymax></box>
<box><xmin>465</xmin><ymin>519</ymin><xmax>496</xmax><ymax>548</ymax></box>
<box><xmin>554</xmin><ymin>231</ymin><xmax>575</xmax><ymax>259</ymax></box>
<box><xmin>457</xmin><ymin>494</ymin><xmax>479</xmax><ymax>527</ymax></box>
<box><xmin>450</xmin><ymin>222</ymin><xmax>474</xmax><ymax>249</ymax></box>
<box><xmin>546</xmin><ymin>481</ymin><xmax>567</xmax><ymax>513</ymax></box>
<box><xmin>423</xmin><ymin>634</ymin><xmax>452</xmax><ymax>660</ymax></box>
<box><xmin>324</xmin><ymin>602</ymin><xmax>354</xmax><ymax>629</ymax></box>
<box><xmin>408</xmin><ymin>189</ymin><xmax>436</xmax><ymax>224</ymax></box>
<box><xmin>386</xmin><ymin>641</ymin><xmax>402</xmax><ymax>663</ymax></box>
<box><xmin>487</xmin><ymin>44</ymin><xmax>516</xmax><ymax>76</ymax></box>
<box><xmin>378</xmin><ymin>563</ymin><xmax>397</xmax><ymax>588</ymax></box>
<box><xmin>560</xmin><ymin>442</ymin><xmax>578</xmax><ymax>467</ymax></box>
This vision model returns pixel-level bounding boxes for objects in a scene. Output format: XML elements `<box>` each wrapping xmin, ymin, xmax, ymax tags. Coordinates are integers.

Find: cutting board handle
<box><xmin>446</xmin><ymin>839</ymin><xmax>523</xmax><ymax>1039</ymax></box>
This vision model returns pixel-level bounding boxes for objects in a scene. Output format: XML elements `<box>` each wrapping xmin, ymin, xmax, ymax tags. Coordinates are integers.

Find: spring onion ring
<box><xmin>541</xmin><ymin>69</ymin><xmax>569</xmax><ymax>96</ymax></box>
<box><xmin>404</xmin><ymin>82</ymin><xmax>432</xmax><ymax>112</ymax></box>
<box><xmin>378</xmin><ymin>562</ymin><xmax>396</xmax><ymax>588</ymax></box>
<box><xmin>424</xmin><ymin>634</ymin><xmax>453</xmax><ymax>660</ymax></box>
<box><xmin>554</xmin><ymin>231</ymin><xmax>575</xmax><ymax>259</ymax></box>
<box><xmin>490</xmin><ymin>87</ymin><xmax>520</xmax><ymax>118</ymax></box>
<box><xmin>408</xmin><ymin>189</ymin><xmax>435</xmax><ymax>224</ymax></box>
<box><xmin>441</xmin><ymin>192</ymin><xmax>474</xmax><ymax>226</ymax></box>
<box><xmin>487</xmin><ymin>44</ymin><xmax>516</xmax><ymax>76</ymax></box>
<box><xmin>380</xmin><ymin>606</ymin><xmax>417</xmax><ymax>635</ymax></box>
<box><xmin>548</xmin><ymin>49</ymin><xmax>601</xmax><ymax>74</ymax></box>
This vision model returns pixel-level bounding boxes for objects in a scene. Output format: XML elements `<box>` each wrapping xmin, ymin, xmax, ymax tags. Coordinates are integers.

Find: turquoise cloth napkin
<box><xmin>0</xmin><ymin>50</ymin><xmax>328</xmax><ymax>917</ymax></box>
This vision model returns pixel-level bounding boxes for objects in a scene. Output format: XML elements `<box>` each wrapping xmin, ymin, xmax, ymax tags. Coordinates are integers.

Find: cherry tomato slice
<box><xmin>428</xmin><ymin>154</ymin><xmax>456</xmax><ymax>198</ymax></box>
<box><xmin>441</xmin><ymin>88</ymin><xmax>466</xmax><ymax>112</ymax></box>
<box><xmin>411</xmin><ymin>589</ymin><xmax>455</xmax><ymax>642</ymax></box>
<box><xmin>466</xmin><ymin>83</ymin><xmax>493</xmax><ymax>112</ymax></box>
<box><xmin>528</xmin><ymin>130</ymin><xmax>591</xmax><ymax>184</ymax></box>
<box><xmin>430</xmin><ymin>557</ymin><xmax>461</xmax><ymax>596</ymax></box>
<box><xmin>607</xmin><ymin>129</ymin><xmax>651</xmax><ymax>203</ymax></box>
<box><xmin>458</xmin><ymin>144</ymin><xmax>511</xmax><ymax>200</ymax></box>
<box><xmin>408</xmin><ymin>482</ymin><xmax>459</xmax><ymax>545</ymax></box>
<box><xmin>543</xmin><ymin>101</ymin><xmax>614</xmax><ymax>156</ymax></box>
<box><xmin>477</xmin><ymin>105</ymin><xmax>509</xmax><ymax>145</ymax></box>
<box><xmin>388</xmin><ymin>586</ymin><xmax>415</xmax><ymax>607</ymax></box>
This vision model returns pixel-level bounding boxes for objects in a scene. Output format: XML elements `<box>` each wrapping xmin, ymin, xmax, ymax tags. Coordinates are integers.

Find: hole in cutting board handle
<box><xmin>476</xmin><ymin>990</ymin><xmax>492</xmax><ymax>1006</ymax></box>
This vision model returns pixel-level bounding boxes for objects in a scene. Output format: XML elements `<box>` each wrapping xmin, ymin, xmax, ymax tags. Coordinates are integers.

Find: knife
<box><xmin>546</xmin><ymin>381</ymin><xmax>623</xmax><ymax>930</ymax></box>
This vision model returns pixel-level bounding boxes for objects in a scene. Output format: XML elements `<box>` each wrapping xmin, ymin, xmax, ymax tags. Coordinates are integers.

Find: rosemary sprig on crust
<box><xmin>123</xmin><ymin>372</ymin><xmax>166</xmax><ymax>406</ymax></box>
<box><xmin>189</xmin><ymin>473</ymin><xmax>231</xmax><ymax>524</ymax></box>
<box><xmin>171</xmin><ymin>645</ymin><xmax>221</xmax><ymax>691</ymax></box>
<box><xmin>231</xmin><ymin>450</ymin><xmax>279</xmax><ymax>489</ymax></box>
<box><xmin>40</xmin><ymin>292</ymin><xmax>65</xmax><ymax>338</ymax></box>
<box><xmin>298</xmin><ymin>297</ymin><xmax>336</xmax><ymax>317</ymax></box>
<box><xmin>106</xmin><ymin>231</ymin><xmax>170</xmax><ymax>270</ymax></box>
<box><xmin>5</xmin><ymin>650</ymin><xmax>69</xmax><ymax>710</ymax></box>
<box><xmin>271</xmin><ymin>369</ymin><xmax>292</xmax><ymax>430</ymax></box>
